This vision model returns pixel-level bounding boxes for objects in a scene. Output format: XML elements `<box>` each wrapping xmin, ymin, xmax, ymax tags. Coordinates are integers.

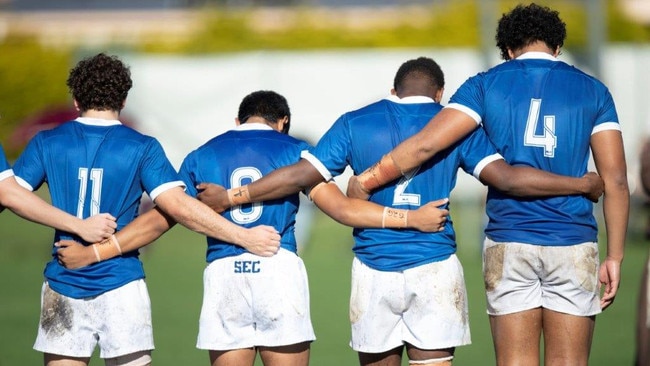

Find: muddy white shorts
<box><xmin>349</xmin><ymin>255</ymin><xmax>471</xmax><ymax>353</ymax></box>
<box><xmin>33</xmin><ymin>279</ymin><xmax>154</xmax><ymax>359</ymax></box>
<box><xmin>483</xmin><ymin>238</ymin><xmax>601</xmax><ymax>316</ymax></box>
<box><xmin>196</xmin><ymin>248</ymin><xmax>315</xmax><ymax>350</ymax></box>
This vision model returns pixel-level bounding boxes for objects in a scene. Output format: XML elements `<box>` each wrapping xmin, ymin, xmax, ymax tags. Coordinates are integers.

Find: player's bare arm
<box><xmin>57</xmin><ymin>206</ymin><xmax>175</xmax><ymax>269</ymax></box>
<box><xmin>348</xmin><ymin>108</ymin><xmax>477</xmax><ymax>199</ymax></box>
<box><xmin>148</xmin><ymin>187</ymin><xmax>282</xmax><ymax>257</ymax></box>
<box><xmin>591</xmin><ymin>129</ymin><xmax>629</xmax><ymax>309</ymax></box>
<box><xmin>0</xmin><ymin>176</ymin><xmax>116</xmax><ymax>242</ymax></box>
<box><xmin>309</xmin><ymin>181</ymin><xmax>449</xmax><ymax>232</ymax></box>
<box><xmin>197</xmin><ymin>158</ymin><xmax>324</xmax><ymax>210</ymax></box>
<box><xmin>58</xmin><ymin>187</ymin><xmax>284</xmax><ymax>268</ymax></box>
<box><xmin>478</xmin><ymin>160</ymin><xmax>605</xmax><ymax>202</ymax></box>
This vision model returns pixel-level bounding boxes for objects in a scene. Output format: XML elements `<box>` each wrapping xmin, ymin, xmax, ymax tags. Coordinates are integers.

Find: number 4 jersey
<box><xmin>448</xmin><ymin>51</ymin><xmax>620</xmax><ymax>245</ymax></box>
<box><xmin>13</xmin><ymin>118</ymin><xmax>184</xmax><ymax>298</ymax></box>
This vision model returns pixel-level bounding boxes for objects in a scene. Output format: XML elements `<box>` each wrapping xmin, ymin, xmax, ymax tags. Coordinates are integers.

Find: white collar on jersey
<box><xmin>516</xmin><ymin>51</ymin><xmax>559</xmax><ymax>62</ymax></box>
<box><xmin>75</xmin><ymin>117</ymin><xmax>122</xmax><ymax>126</ymax></box>
<box><xmin>233</xmin><ymin>122</ymin><xmax>274</xmax><ymax>131</ymax></box>
<box><xmin>384</xmin><ymin>94</ymin><xmax>435</xmax><ymax>104</ymax></box>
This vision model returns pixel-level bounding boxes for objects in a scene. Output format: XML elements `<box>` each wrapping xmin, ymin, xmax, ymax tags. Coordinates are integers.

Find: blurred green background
<box><xmin>1</xmin><ymin>0</ymin><xmax>649</xmax><ymax>365</ymax></box>
<box><xmin>0</xmin><ymin>197</ymin><xmax>647</xmax><ymax>365</ymax></box>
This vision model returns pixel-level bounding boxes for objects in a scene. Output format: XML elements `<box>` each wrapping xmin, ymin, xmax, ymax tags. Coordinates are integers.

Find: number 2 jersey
<box><xmin>13</xmin><ymin>118</ymin><xmax>184</xmax><ymax>299</ymax></box>
<box><xmin>178</xmin><ymin>123</ymin><xmax>311</xmax><ymax>263</ymax></box>
<box><xmin>308</xmin><ymin>95</ymin><xmax>503</xmax><ymax>272</ymax></box>
<box><xmin>448</xmin><ymin>52</ymin><xmax>620</xmax><ymax>245</ymax></box>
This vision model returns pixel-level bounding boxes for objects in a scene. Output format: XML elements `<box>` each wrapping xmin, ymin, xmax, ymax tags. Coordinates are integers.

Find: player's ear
<box><xmin>434</xmin><ymin>88</ymin><xmax>444</xmax><ymax>103</ymax></box>
<box><xmin>279</xmin><ymin>116</ymin><xmax>290</xmax><ymax>134</ymax></box>
<box><xmin>390</xmin><ymin>88</ymin><xmax>397</xmax><ymax>96</ymax></box>
<box><xmin>235</xmin><ymin>118</ymin><xmax>241</xmax><ymax>126</ymax></box>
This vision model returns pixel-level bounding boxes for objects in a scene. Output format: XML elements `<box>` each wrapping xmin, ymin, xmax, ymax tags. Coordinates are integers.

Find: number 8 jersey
<box><xmin>178</xmin><ymin>123</ymin><xmax>311</xmax><ymax>263</ymax></box>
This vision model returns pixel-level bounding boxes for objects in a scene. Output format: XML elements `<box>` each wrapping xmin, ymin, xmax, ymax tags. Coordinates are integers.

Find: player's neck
<box><xmin>80</xmin><ymin>109</ymin><xmax>120</xmax><ymax>120</ymax></box>
<box><xmin>509</xmin><ymin>41</ymin><xmax>559</xmax><ymax>59</ymax></box>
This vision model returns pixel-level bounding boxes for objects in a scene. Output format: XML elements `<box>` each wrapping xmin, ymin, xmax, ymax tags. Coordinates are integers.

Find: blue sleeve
<box><xmin>0</xmin><ymin>144</ymin><xmax>11</xmax><ymax>174</ymax></box>
<box><xmin>140</xmin><ymin>138</ymin><xmax>183</xmax><ymax>196</ymax></box>
<box><xmin>13</xmin><ymin>134</ymin><xmax>46</xmax><ymax>190</ymax></box>
<box><xmin>311</xmin><ymin>115</ymin><xmax>352</xmax><ymax>176</ymax></box>
<box><xmin>457</xmin><ymin>128</ymin><xmax>499</xmax><ymax>174</ymax></box>
<box><xmin>178</xmin><ymin>151</ymin><xmax>199</xmax><ymax>198</ymax></box>
<box><xmin>595</xmin><ymin>86</ymin><xmax>619</xmax><ymax>127</ymax></box>
<box><xmin>449</xmin><ymin>73</ymin><xmax>485</xmax><ymax>118</ymax></box>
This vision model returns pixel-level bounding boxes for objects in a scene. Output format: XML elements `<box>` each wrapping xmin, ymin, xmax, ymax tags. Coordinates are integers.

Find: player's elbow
<box><xmin>604</xmin><ymin>171</ymin><xmax>630</xmax><ymax>195</ymax></box>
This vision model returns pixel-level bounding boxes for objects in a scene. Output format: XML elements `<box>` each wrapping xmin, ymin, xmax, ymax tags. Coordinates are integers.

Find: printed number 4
<box><xmin>524</xmin><ymin>99</ymin><xmax>557</xmax><ymax>157</ymax></box>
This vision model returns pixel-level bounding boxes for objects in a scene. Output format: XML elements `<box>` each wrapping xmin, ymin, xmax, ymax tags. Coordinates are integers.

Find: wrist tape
<box><xmin>382</xmin><ymin>207</ymin><xmax>408</xmax><ymax>229</ymax></box>
<box><xmin>358</xmin><ymin>154</ymin><xmax>403</xmax><ymax>193</ymax></box>
<box><xmin>93</xmin><ymin>234</ymin><xmax>123</xmax><ymax>263</ymax></box>
<box><xmin>228</xmin><ymin>185</ymin><xmax>251</xmax><ymax>206</ymax></box>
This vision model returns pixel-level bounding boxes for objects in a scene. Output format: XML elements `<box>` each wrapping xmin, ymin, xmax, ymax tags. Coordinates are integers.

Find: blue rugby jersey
<box><xmin>178</xmin><ymin>123</ymin><xmax>311</xmax><ymax>263</ymax></box>
<box><xmin>0</xmin><ymin>144</ymin><xmax>13</xmax><ymax>182</ymax></box>
<box><xmin>448</xmin><ymin>52</ymin><xmax>620</xmax><ymax>245</ymax></box>
<box><xmin>309</xmin><ymin>95</ymin><xmax>502</xmax><ymax>271</ymax></box>
<box><xmin>13</xmin><ymin>118</ymin><xmax>184</xmax><ymax>298</ymax></box>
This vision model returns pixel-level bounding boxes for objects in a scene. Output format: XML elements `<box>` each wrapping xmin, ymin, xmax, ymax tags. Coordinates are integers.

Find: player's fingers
<box><xmin>99</xmin><ymin>213</ymin><xmax>117</xmax><ymax>221</ymax></box>
<box><xmin>55</xmin><ymin>241</ymin><xmax>69</xmax><ymax>249</ymax></box>
<box><xmin>196</xmin><ymin>183</ymin><xmax>212</xmax><ymax>192</ymax></box>
<box><xmin>430</xmin><ymin>198</ymin><xmax>449</xmax><ymax>207</ymax></box>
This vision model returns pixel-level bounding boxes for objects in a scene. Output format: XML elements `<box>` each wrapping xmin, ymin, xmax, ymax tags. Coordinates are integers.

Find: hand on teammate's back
<box><xmin>409</xmin><ymin>198</ymin><xmax>449</xmax><ymax>233</ymax></box>
<box><xmin>78</xmin><ymin>213</ymin><xmax>117</xmax><ymax>243</ymax></box>
<box><xmin>239</xmin><ymin>225</ymin><xmax>282</xmax><ymax>257</ymax></box>
<box><xmin>56</xmin><ymin>240</ymin><xmax>95</xmax><ymax>270</ymax></box>
<box><xmin>196</xmin><ymin>183</ymin><xmax>230</xmax><ymax>213</ymax></box>
<box><xmin>582</xmin><ymin>172</ymin><xmax>604</xmax><ymax>203</ymax></box>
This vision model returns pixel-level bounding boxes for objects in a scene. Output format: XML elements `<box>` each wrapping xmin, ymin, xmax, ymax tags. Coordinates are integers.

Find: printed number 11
<box><xmin>77</xmin><ymin>168</ymin><xmax>103</xmax><ymax>218</ymax></box>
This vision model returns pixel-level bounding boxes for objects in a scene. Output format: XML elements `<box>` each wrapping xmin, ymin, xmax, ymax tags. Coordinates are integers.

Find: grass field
<box><xmin>0</xmin><ymin>195</ymin><xmax>647</xmax><ymax>366</ymax></box>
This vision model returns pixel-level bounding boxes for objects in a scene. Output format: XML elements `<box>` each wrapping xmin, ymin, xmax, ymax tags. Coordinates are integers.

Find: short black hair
<box><xmin>496</xmin><ymin>3</ymin><xmax>566</xmax><ymax>60</ymax></box>
<box><xmin>66</xmin><ymin>53</ymin><xmax>133</xmax><ymax>112</ymax></box>
<box><xmin>393</xmin><ymin>57</ymin><xmax>444</xmax><ymax>96</ymax></box>
<box><xmin>238</xmin><ymin>90</ymin><xmax>291</xmax><ymax>134</ymax></box>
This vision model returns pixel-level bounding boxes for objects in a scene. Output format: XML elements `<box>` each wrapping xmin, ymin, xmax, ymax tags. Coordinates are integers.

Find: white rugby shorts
<box><xmin>196</xmin><ymin>248</ymin><xmax>315</xmax><ymax>350</ymax></box>
<box><xmin>349</xmin><ymin>255</ymin><xmax>471</xmax><ymax>353</ymax></box>
<box><xmin>33</xmin><ymin>280</ymin><xmax>154</xmax><ymax>359</ymax></box>
<box><xmin>483</xmin><ymin>238</ymin><xmax>601</xmax><ymax>316</ymax></box>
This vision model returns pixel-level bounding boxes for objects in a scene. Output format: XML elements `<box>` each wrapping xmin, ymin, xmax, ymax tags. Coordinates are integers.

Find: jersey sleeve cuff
<box><xmin>473</xmin><ymin>153</ymin><xmax>504</xmax><ymax>180</ymax></box>
<box><xmin>0</xmin><ymin>169</ymin><xmax>14</xmax><ymax>183</ymax></box>
<box><xmin>149</xmin><ymin>180</ymin><xmax>186</xmax><ymax>201</ymax></box>
<box><xmin>446</xmin><ymin>103</ymin><xmax>482</xmax><ymax>125</ymax></box>
<box><xmin>300</xmin><ymin>150</ymin><xmax>333</xmax><ymax>182</ymax></box>
<box><xmin>591</xmin><ymin>122</ymin><xmax>621</xmax><ymax>135</ymax></box>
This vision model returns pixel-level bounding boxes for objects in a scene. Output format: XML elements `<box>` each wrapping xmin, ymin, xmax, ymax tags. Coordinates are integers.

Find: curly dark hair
<box><xmin>496</xmin><ymin>3</ymin><xmax>566</xmax><ymax>60</ymax></box>
<box><xmin>66</xmin><ymin>53</ymin><xmax>133</xmax><ymax>112</ymax></box>
<box><xmin>393</xmin><ymin>57</ymin><xmax>445</xmax><ymax>96</ymax></box>
<box><xmin>238</xmin><ymin>90</ymin><xmax>291</xmax><ymax>134</ymax></box>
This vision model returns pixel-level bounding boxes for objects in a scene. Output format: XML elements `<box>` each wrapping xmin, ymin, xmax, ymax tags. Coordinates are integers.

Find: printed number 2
<box><xmin>392</xmin><ymin>167</ymin><xmax>421</xmax><ymax>206</ymax></box>
<box><xmin>524</xmin><ymin>98</ymin><xmax>557</xmax><ymax>157</ymax></box>
<box><xmin>230</xmin><ymin>167</ymin><xmax>263</xmax><ymax>224</ymax></box>
<box><xmin>77</xmin><ymin>168</ymin><xmax>103</xmax><ymax>218</ymax></box>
